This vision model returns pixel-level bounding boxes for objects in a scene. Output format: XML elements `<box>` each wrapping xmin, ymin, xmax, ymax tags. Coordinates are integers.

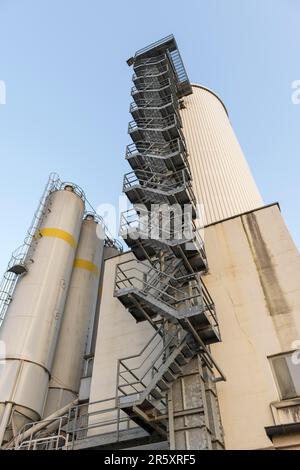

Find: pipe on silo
<box><xmin>43</xmin><ymin>214</ymin><xmax>105</xmax><ymax>416</ymax></box>
<box><xmin>0</xmin><ymin>186</ymin><xmax>84</xmax><ymax>443</ymax></box>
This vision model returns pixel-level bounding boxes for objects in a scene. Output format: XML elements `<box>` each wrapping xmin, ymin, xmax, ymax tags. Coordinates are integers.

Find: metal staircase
<box><xmin>116</xmin><ymin>324</ymin><xmax>195</xmax><ymax>437</ymax></box>
<box><xmin>115</xmin><ymin>259</ymin><xmax>219</xmax><ymax>345</ymax></box>
<box><xmin>114</xmin><ymin>35</ymin><xmax>225</xmax><ymax>448</ymax></box>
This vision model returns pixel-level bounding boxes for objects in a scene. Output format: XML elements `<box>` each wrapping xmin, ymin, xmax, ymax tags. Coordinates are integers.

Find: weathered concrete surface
<box><xmin>208</xmin><ymin>205</ymin><xmax>300</xmax><ymax>449</ymax></box>
<box><xmin>90</xmin><ymin>205</ymin><xmax>300</xmax><ymax>450</ymax></box>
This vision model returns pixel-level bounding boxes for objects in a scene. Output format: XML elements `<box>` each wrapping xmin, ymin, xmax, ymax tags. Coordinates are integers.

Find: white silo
<box><xmin>180</xmin><ymin>85</ymin><xmax>263</xmax><ymax>225</ymax></box>
<box><xmin>0</xmin><ymin>185</ymin><xmax>84</xmax><ymax>443</ymax></box>
<box><xmin>43</xmin><ymin>214</ymin><xmax>105</xmax><ymax>417</ymax></box>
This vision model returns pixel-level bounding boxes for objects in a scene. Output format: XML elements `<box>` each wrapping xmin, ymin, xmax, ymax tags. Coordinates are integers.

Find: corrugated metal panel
<box><xmin>180</xmin><ymin>85</ymin><xmax>263</xmax><ymax>225</ymax></box>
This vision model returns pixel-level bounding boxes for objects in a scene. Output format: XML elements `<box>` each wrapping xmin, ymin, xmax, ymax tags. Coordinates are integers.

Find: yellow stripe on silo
<box><xmin>74</xmin><ymin>258</ymin><xmax>99</xmax><ymax>276</ymax></box>
<box><xmin>38</xmin><ymin>228</ymin><xmax>76</xmax><ymax>248</ymax></box>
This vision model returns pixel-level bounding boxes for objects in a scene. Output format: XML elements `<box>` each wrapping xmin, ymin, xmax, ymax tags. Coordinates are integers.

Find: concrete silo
<box><xmin>180</xmin><ymin>84</ymin><xmax>263</xmax><ymax>224</ymax></box>
<box><xmin>44</xmin><ymin>214</ymin><xmax>105</xmax><ymax>416</ymax></box>
<box><xmin>0</xmin><ymin>184</ymin><xmax>84</xmax><ymax>444</ymax></box>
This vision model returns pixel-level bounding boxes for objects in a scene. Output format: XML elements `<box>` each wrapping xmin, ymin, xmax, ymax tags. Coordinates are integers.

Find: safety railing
<box><xmin>133</xmin><ymin>39</ymin><xmax>192</xmax><ymax>97</ymax></box>
<box><xmin>126</xmin><ymin>138</ymin><xmax>187</xmax><ymax>160</ymax></box>
<box><xmin>128</xmin><ymin>114</ymin><xmax>181</xmax><ymax>133</ymax></box>
<box><xmin>134</xmin><ymin>35</ymin><xmax>174</xmax><ymax>59</ymax></box>
<box><xmin>133</xmin><ymin>54</ymin><xmax>168</xmax><ymax>73</ymax></box>
<box><xmin>123</xmin><ymin>168</ymin><xmax>191</xmax><ymax>190</ymax></box>
<box><xmin>119</xmin><ymin>207</ymin><xmax>203</xmax><ymax>248</ymax></box>
<box><xmin>15</xmin><ymin>434</ymin><xmax>69</xmax><ymax>450</ymax></box>
<box><xmin>0</xmin><ymin>272</ymin><xmax>19</xmax><ymax>325</ymax></box>
<box><xmin>168</xmin><ymin>48</ymin><xmax>191</xmax><ymax>92</ymax></box>
<box><xmin>14</xmin><ymin>397</ymin><xmax>140</xmax><ymax>450</ymax></box>
<box><xmin>116</xmin><ymin>323</ymin><xmax>185</xmax><ymax>404</ymax></box>
<box><xmin>133</xmin><ymin>64</ymin><xmax>170</xmax><ymax>81</ymax></box>
<box><xmin>130</xmin><ymin>95</ymin><xmax>178</xmax><ymax>113</ymax></box>
<box><xmin>15</xmin><ymin>414</ymin><xmax>68</xmax><ymax>450</ymax></box>
<box><xmin>115</xmin><ymin>258</ymin><xmax>219</xmax><ymax>349</ymax></box>
<box><xmin>133</xmin><ymin>72</ymin><xmax>174</xmax><ymax>91</ymax></box>
<box><xmin>65</xmin><ymin>398</ymin><xmax>134</xmax><ymax>447</ymax></box>
<box><xmin>131</xmin><ymin>77</ymin><xmax>177</xmax><ymax>97</ymax></box>
<box><xmin>123</xmin><ymin>169</ymin><xmax>196</xmax><ymax>211</ymax></box>
<box><xmin>114</xmin><ymin>258</ymin><xmax>206</xmax><ymax>308</ymax></box>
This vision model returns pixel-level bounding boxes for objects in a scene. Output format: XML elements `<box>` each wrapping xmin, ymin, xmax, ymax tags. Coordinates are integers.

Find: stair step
<box><xmin>150</xmin><ymin>388</ymin><xmax>164</xmax><ymax>400</ymax></box>
<box><xmin>181</xmin><ymin>344</ymin><xmax>194</xmax><ymax>358</ymax></box>
<box><xmin>175</xmin><ymin>352</ymin><xmax>189</xmax><ymax>366</ymax></box>
<box><xmin>157</xmin><ymin>378</ymin><xmax>170</xmax><ymax>391</ymax></box>
<box><xmin>163</xmin><ymin>369</ymin><xmax>176</xmax><ymax>383</ymax></box>
<box><xmin>169</xmin><ymin>360</ymin><xmax>183</xmax><ymax>375</ymax></box>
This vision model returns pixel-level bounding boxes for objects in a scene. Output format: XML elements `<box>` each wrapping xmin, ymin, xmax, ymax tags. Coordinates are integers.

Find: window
<box><xmin>269</xmin><ymin>352</ymin><xmax>300</xmax><ymax>400</ymax></box>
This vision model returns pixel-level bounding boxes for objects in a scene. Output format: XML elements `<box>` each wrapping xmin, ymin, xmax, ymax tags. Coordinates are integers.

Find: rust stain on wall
<box><xmin>241</xmin><ymin>212</ymin><xmax>290</xmax><ymax>317</ymax></box>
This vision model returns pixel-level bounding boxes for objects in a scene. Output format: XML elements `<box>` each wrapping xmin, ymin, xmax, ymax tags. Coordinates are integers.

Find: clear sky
<box><xmin>0</xmin><ymin>0</ymin><xmax>299</xmax><ymax>274</ymax></box>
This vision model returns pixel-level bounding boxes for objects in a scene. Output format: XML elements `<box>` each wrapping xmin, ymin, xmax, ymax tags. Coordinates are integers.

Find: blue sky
<box><xmin>0</xmin><ymin>0</ymin><xmax>299</xmax><ymax>274</ymax></box>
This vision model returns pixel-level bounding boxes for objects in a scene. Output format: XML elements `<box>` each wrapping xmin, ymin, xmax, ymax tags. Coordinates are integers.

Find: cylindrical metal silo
<box><xmin>180</xmin><ymin>84</ymin><xmax>263</xmax><ymax>225</ymax></box>
<box><xmin>0</xmin><ymin>185</ymin><xmax>84</xmax><ymax>442</ymax></box>
<box><xmin>43</xmin><ymin>214</ymin><xmax>105</xmax><ymax>417</ymax></box>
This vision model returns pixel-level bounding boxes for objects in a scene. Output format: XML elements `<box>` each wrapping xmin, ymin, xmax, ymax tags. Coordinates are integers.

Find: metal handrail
<box><xmin>115</xmin><ymin>258</ymin><xmax>203</xmax><ymax>301</ymax></box>
<box><xmin>133</xmin><ymin>73</ymin><xmax>174</xmax><ymax>91</ymax></box>
<box><xmin>123</xmin><ymin>168</ymin><xmax>191</xmax><ymax>191</ymax></box>
<box><xmin>14</xmin><ymin>396</ymin><xmax>136</xmax><ymax>450</ymax></box>
<box><xmin>134</xmin><ymin>52</ymin><xmax>167</xmax><ymax>67</ymax></box>
<box><xmin>116</xmin><ymin>324</ymin><xmax>184</xmax><ymax>399</ymax></box>
<box><xmin>114</xmin><ymin>259</ymin><xmax>218</xmax><ymax>330</ymax></box>
<box><xmin>133</xmin><ymin>35</ymin><xmax>189</xmax><ymax>87</ymax></box>
<box><xmin>119</xmin><ymin>207</ymin><xmax>202</xmax><ymax>245</ymax></box>
<box><xmin>132</xmin><ymin>64</ymin><xmax>170</xmax><ymax>81</ymax></box>
<box><xmin>122</xmin><ymin>170</ymin><xmax>197</xmax><ymax>215</ymax></box>
<box><xmin>129</xmin><ymin>328</ymin><xmax>182</xmax><ymax>383</ymax></box>
<box><xmin>115</xmin><ymin>272</ymin><xmax>203</xmax><ymax>310</ymax></box>
<box><xmin>128</xmin><ymin>114</ymin><xmax>181</xmax><ymax>132</ymax></box>
<box><xmin>129</xmin><ymin>95</ymin><xmax>178</xmax><ymax>112</ymax></box>
<box><xmin>119</xmin><ymin>325</ymin><xmax>165</xmax><ymax>363</ymax></box>
<box><xmin>126</xmin><ymin>138</ymin><xmax>186</xmax><ymax>159</ymax></box>
<box><xmin>115</xmin><ymin>253</ymin><xmax>196</xmax><ymax>284</ymax></box>
<box><xmin>16</xmin><ymin>434</ymin><xmax>68</xmax><ymax>451</ymax></box>
<box><xmin>131</xmin><ymin>77</ymin><xmax>177</xmax><ymax>95</ymax></box>
<box><xmin>134</xmin><ymin>35</ymin><xmax>174</xmax><ymax>58</ymax></box>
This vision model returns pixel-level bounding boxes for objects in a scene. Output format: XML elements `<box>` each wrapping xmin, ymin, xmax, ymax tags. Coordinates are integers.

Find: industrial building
<box><xmin>0</xmin><ymin>35</ymin><xmax>300</xmax><ymax>450</ymax></box>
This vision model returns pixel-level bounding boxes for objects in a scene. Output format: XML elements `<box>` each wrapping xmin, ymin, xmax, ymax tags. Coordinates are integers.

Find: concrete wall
<box><xmin>89</xmin><ymin>251</ymin><xmax>154</xmax><ymax>404</ymax></box>
<box><xmin>206</xmin><ymin>204</ymin><xmax>300</xmax><ymax>449</ymax></box>
<box><xmin>90</xmin><ymin>205</ymin><xmax>300</xmax><ymax>449</ymax></box>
